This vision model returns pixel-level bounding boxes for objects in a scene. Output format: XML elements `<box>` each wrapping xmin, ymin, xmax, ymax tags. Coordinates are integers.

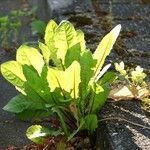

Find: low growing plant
<box><xmin>0</xmin><ymin>10</ymin><xmax>26</xmax><ymax>50</ymax></box>
<box><xmin>0</xmin><ymin>8</ymin><xmax>38</xmax><ymax>51</ymax></box>
<box><xmin>114</xmin><ymin>61</ymin><xmax>148</xmax><ymax>98</ymax></box>
<box><xmin>1</xmin><ymin>20</ymin><xmax>121</xmax><ymax>148</ymax></box>
<box><xmin>114</xmin><ymin>61</ymin><xmax>150</xmax><ymax>112</ymax></box>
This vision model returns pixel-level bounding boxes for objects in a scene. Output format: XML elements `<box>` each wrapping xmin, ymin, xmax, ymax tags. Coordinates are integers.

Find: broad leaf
<box><xmin>16</xmin><ymin>45</ymin><xmax>44</xmax><ymax>75</ymax></box>
<box><xmin>93</xmin><ymin>24</ymin><xmax>121</xmax><ymax>78</ymax></box>
<box><xmin>44</xmin><ymin>20</ymin><xmax>61</xmax><ymax>68</ymax></box>
<box><xmin>16</xmin><ymin>109</ymin><xmax>52</xmax><ymax>120</ymax></box>
<box><xmin>84</xmin><ymin>114</ymin><xmax>98</xmax><ymax>132</ymax></box>
<box><xmin>95</xmin><ymin>63</ymin><xmax>111</xmax><ymax>82</ymax></box>
<box><xmin>90</xmin><ymin>83</ymin><xmax>110</xmax><ymax>113</ymax></box>
<box><xmin>3</xmin><ymin>94</ymin><xmax>45</xmax><ymax>113</ymax></box>
<box><xmin>99</xmin><ymin>71</ymin><xmax>117</xmax><ymax>85</ymax></box>
<box><xmin>23</xmin><ymin>65</ymin><xmax>52</xmax><ymax>103</ymax></box>
<box><xmin>3</xmin><ymin>94</ymin><xmax>29</xmax><ymax>113</ymax></box>
<box><xmin>54</xmin><ymin>21</ymin><xmax>77</xmax><ymax>64</ymax></box>
<box><xmin>44</xmin><ymin>20</ymin><xmax>58</xmax><ymax>49</ymax></box>
<box><xmin>65</xmin><ymin>61</ymin><xmax>81</xmax><ymax>99</ymax></box>
<box><xmin>47</xmin><ymin>68</ymin><xmax>65</xmax><ymax>92</ymax></box>
<box><xmin>47</xmin><ymin>61</ymin><xmax>81</xmax><ymax>99</ymax></box>
<box><xmin>64</xmin><ymin>43</ymin><xmax>81</xmax><ymax>68</ymax></box>
<box><xmin>79</xmin><ymin>50</ymin><xmax>97</xmax><ymax>99</ymax></box>
<box><xmin>31</xmin><ymin>20</ymin><xmax>46</xmax><ymax>35</ymax></box>
<box><xmin>1</xmin><ymin>61</ymin><xmax>26</xmax><ymax>88</ymax></box>
<box><xmin>26</xmin><ymin>125</ymin><xmax>61</xmax><ymax>144</ymax></box>
<box><xmin>76</xmin><ymin>30</ymin><xmax>86</xmax><ymax>51</ymax></box>
<box><xmin>39</xmin><ymin>42</ymin><xmax>51</xmax><ymax>65</ymax></box>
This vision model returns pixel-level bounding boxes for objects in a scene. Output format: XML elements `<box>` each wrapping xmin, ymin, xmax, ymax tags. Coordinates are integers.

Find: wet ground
<box><xmin>0</xmin><ymin>0</ymin><xmax>150</xmax><ymax>149</ymax></box>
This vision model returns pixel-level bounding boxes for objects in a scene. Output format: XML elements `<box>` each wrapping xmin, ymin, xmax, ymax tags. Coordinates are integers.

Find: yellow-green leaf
<box><xmin>65</xmin><ymin>61</ymin><xmax>81</xmax><ymax>99</ymax></box>
<box><xmin>39</xmin><ymin>42</ymin><xmax>51</xmax><ymax>65</ymax></box>
<box><xmin>1</xmin><ymin>61</ymin><xmax>26</xmax><ymax>88</ymax></box>
<box><xmin>90</xmin><ymin>83</ymin><xmax>110</xmax><ymax>113</ymax></box>
<box><xmin>54</xmin><ymin>21</ymin><xmax>77</xmax><ymax>64</ymax></box>
<box><xmin>16</xmin><ymin>45</ymin><xmax>44</xmax><ymax>75</ymax></box>
<box><xmin>47</xmin><ymin>68</ymin><xmax>65</xmax><ymax>92</ymax></box>
<box><xmin>44</xmin><ymin>20</ymin><xmax>58</xmax><ymax>49</ymax></box>
<box><xmin>26</xmin><ymin>125</ymin><xmax>61</xmax><ymax>144</ymax></box>
<box><xmin>76</xmin><ymin>30</ymin><xmax>86</xmax><ymax>51</ymax></box>
<box><xmin>93</xmin><ymin>24</ymin><xmax>121</xmax><ymax>78</ymax></box>
<box><xmin>47</xmin><ymin>61</ymin><xmax>81</xmax><ymax>99</ymax></box>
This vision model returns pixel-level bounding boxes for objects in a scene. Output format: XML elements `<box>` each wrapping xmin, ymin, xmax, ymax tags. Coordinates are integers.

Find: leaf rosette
<box><xmin>1</xmin><ymin>20</ymin><xmax>121</xmax><ymax>143</ymax></box>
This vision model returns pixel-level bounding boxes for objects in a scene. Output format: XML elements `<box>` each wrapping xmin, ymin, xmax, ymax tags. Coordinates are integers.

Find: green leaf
<box><xmin>16</xmin><ymin>45</ymin><xmax>45</xmax><ymax>75</ymax></box>
<box><xmin>26</xmin><ymin>125</ymin><xmax>61</xmax><ymax>144</ymax></box>
<box><xmin>1</xmin><ymin>61</ymin><xmax>26</xmax><ymax>88</ymax></box>
<box><xmin>64</xmin><ymin>43</ymin><xmax>81</xmax><ymax>68</ymax></box>
<box><xmin>3</xmin><ymin>94</ymin><xmax>45</xmax><ymax>113</ymax></box>
<box><xmin>23</xmin><ymin>65</ymin><xmax>52</xmax><ymax>103</ymax></box>
<box><xmin>76</xmin><ymin>30</ymin><xmax>86</xmax><ymax>51</ymax></box>
<box><xmin>99</xmin><ymin>71</ymin><xmax>118</xmax><ymax>85</ymax></box>
<box><xmin>65</xmin><ymin>61</ymin><xmax>81</xmax><ymax>99</ymax></box>
<box><xmin>93</xmin><ymin>25</ymin><xmax>121</xmax><ymax>78</ymax></box>
<box><xmin>44</xmin><ymin>20</ymin><xmax>86</xmax><ymax>68</ymax></box>
<box><xmin>90</xmin><ymin>83</ymin><xmax>110</xmax><ymax>113</ymax></box>
<box><xmin>54</xmin><ymin>21</ymin><xmax>77</xmax><ymax>64</ymax></box>
<box><xmin>39</xmin><ymin>42</ymin><xmax>51</xmax><ymax>65</ymax></box>
<box><xmin>44</xmin><ymin>20</ymin><xmax>62</xmax><ymax>69</ymax></box>
<box><xmin>16</xmin><ymin>109</ymin><xmax>51</xmax><ymax>120</ymax></box>
<box><xmin>44</xmin><ymin>20</ymin><xmax>58</xmax><ymax>49</ymax></box>
<box><xmin>47</xmin><ymin>61</ymin><xmax>81</xmax><ymax>99</ymax></box>
<box><xmin>79</xmin><ymin>50</ymin><xmax>97</xmax><ymax>99</ymax></box>
<box><xmin>31</xmin><ymin>20</ymin><xmax>46</xmax><ymax>35</ymax></box>
<box><xmin>3</xmin><ymin>94</ymin><xmax>29</xmax><ymax>113</ymax></box>
<box><xmin>84</xmin><ymin>114</ymin><xmax>98</xmax><ymax>132</ymax></box>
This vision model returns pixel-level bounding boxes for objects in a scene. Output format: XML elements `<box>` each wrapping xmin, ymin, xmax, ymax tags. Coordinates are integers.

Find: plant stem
<box><xmin>52</xmin><ymin>107</ymin><xmax>69</xmax><ymax>137</ymax></box>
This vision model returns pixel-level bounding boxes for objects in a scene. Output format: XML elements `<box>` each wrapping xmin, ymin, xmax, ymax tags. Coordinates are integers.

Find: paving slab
<box><xmin>97</xmin><ymin>100</ymin><xmax>150</xmax><ymax>150</ymax></box>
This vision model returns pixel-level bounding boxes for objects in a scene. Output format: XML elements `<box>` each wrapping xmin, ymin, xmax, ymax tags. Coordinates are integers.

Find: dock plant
<box><xmin>1</xmin><ymin>20</ymin><xmax>121</xmax><ymax>147</ymax></box>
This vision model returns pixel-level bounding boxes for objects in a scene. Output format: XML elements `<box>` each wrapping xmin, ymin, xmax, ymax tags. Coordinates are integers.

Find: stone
<box><xmin>97</xmin><ymin>100</ymin><xmax>150</xmax><ymax>150</ymax></box>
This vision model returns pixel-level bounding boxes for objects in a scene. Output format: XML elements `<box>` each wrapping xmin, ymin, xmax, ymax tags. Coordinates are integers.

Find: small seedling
<box><xmin>0</xmin><ymin>10</ymin><xmax>26</xmax><ymax>51</ymax></box>
<box><xmin>0</xmin><ymin>8</ymin><xmax>38</xmax><ymax>51</ymax></box>
<box><xmin>110</xmin><ymin>61</ymin><xmax>149</xmax><ymax>100</ymax></box>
